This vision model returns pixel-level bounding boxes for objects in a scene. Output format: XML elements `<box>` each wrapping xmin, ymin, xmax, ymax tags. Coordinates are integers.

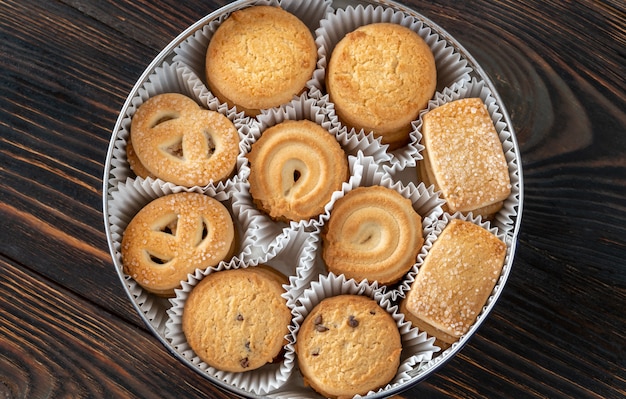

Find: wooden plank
<box><xmin>0</xmin><ymin>256</ymin><xmax>234</xmax><ymax>398</ymax></box>
<box><xmin>56</xmin><ymin>0</ymin><xmax>230</xmax><ymax>50</ymax></box>
<box><xmin>0</xmin><ymin>0</ymin><xmax>155</xmax><ymax>317</ymax></box>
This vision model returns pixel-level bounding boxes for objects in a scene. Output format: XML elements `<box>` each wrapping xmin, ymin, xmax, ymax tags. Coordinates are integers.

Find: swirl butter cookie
<box><xmin>296</xmin><ymin>295</ymin><xmax>402</xmax><ymax>398</ymax></box>
<box><xmin>247</xmin><ymin>119</ymin><xmax>348</xmax><ymax>222</ymax></box>
<box><xmin>327</xmin><ymin>23</ymin><xmax>436</xmax><ymax>149</ymax></box>
<box><xmin>206</xmin><ymin>6</ymin><xmax>317</xmax><ymax>115</ymax></box>
<box><xmin>183</xmin><ymin>266</ymin><xmax>291</xmax><ymax>372</ymax></box>
<box><xmin>121</xmin><ymin>192</ymin><xmax>235</xmax><ymax>296</ymax></box>
<box><xmin>323</xmin><ymin>186</ymin><xmax>424</xmax><ymax>285</ymax></box>
<box><xmin>130</xmin><ymin>93</ymin><xmax>239</xmax><ymax>187</ymax></box>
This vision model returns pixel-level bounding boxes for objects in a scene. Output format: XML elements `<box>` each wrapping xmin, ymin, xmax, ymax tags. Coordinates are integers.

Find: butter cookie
<box><xmin>122</xmin><ymin>192</ymin><xmax>235</xmax><ymax>296</ymax></box>
<box><xmin>130</xmin><ymin>93</ymin><xmax>239</xmax><ymax>187</ymax></box>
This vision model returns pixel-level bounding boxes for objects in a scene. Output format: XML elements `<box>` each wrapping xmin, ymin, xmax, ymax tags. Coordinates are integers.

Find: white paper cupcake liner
<box><xmin>264</xmin><ymin>91</ymin><xmax>392</xmax><ymax>163</ymax></box>
<box><xmin>106</xmin><ymin>178</ymin><xmax>253</xmax><ymax>336</ymax></box>
<box><xmin>237</xmin><ymin>93</ymin><xmax>362</xmax><ymax>233</ymax></box>
<box><xmin>394</xmin><ymin>212</ymin><xmax>513</xmax><ymax>336</ymax></box>
<box><xmin>310</xmin><ymin>4</ymin><xmax>473</xmax><ymax>173</ymax></box>
<box><xmin>255</xmin><ymin>225</ymin><xmax>322</xmax><ymax>307</ymax></box>
<box><xmin>106</xmin><ymin>61</ymin><xmax>250</xmax><ymax>193</ymax></box>
<box><xmin>415</xmin><ymin>77</ymin><xmax>521</xmax><ymax>235</ymax></box>
<box><xmin>288</xmin><ymin>273</ymin><xmax>438</xmax><ymax>399</ymax></box>
<box><xmin>279</xmin><ymin>0</ymin><xmax>334</xmax><ymax>34</ymax></box>
<box><xmin>229</xmin><ymin>179</ymin><xmax>281</xmax><ymax>256</ymax></box>
<box><xmin>165</xmin><ymin>259</ymin><xmax>296</xmax><ymax>395</ymax></box>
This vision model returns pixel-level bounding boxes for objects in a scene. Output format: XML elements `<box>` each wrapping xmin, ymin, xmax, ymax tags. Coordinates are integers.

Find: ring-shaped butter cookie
<box><xmin>247</xmin><ymin>119</ymin><xmax>348</xmax><ymax>222</ymax></box>
<box><xmin>322</xmin><ymin>185</ymin><xmax>424</xmax><ymax>285</ymax></box>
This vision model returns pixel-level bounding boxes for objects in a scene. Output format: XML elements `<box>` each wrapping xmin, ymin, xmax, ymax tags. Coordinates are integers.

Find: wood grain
<box><xmin>1</xmin><ymin>0</ymin><xmax>625</xmax><ymax>398</ymax></box>
<box><xmin>0</xmin><ymin>256</ymin><xmax>234</xmax><ymax>398</ymax></box>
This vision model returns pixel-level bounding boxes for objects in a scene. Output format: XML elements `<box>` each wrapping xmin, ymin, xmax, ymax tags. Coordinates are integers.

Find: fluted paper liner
<box><xmin>271</xmin><ymin>226</ymin><xmax>323</xmax><ymax>307</ymax></box>
<box><xmin>310</xmin><ymin>4</ymin><xmax>473</xmax><ymax>173</ymax></box>
<box><xmin>107</xmin><ymin>61</ymin><xmax>250</xmax><ymax>192</ymax></box>
<box><xmin>415</xmin><ymin>77</ymin><xmax>521</xmax><ymax>234</ymax></box>
<box><xmin>107</xmin><ymin>178</ymin><xmax>260</xmax><ymax>336</ymax></box>
<box><xmin>229</xmin><ymin>180</ymin><xmax>285</xmax><ymax>258</ymax></box>
<box><xmin>286</xmin><ymin>273</ymin><xmax>438</xmax><ymax>399</ymax></box>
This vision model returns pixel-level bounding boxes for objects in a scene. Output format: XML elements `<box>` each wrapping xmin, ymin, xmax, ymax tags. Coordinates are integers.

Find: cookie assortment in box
<box><xmin>103</xmin><ymin>0</ymin><xmax>523</xmax><ymax>397</ymax></box>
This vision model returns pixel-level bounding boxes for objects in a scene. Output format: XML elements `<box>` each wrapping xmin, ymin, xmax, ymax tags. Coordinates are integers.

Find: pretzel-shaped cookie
<box><xmin>122</xmin><ymin>192</ymin><xmax>235</xmax><ymax>296</ymax></box>
<box><xmin>322</xmin><ymin>186</ymin><xmax>424</xmax><ymax>285</ymax></box>
<box><xmin>130</xmin><ymin>93</ymin><xmax>239</xmax><ymax>187</ymax></box>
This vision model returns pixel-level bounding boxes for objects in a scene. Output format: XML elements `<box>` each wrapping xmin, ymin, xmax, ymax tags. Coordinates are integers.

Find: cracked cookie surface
<box><xmin>182</xmin><ymin>266</ymin><xmax>291</xmax><ymax>372</ymax></box>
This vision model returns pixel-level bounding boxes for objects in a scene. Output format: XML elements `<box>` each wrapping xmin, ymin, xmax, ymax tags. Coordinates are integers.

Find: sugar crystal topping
<box><xmin>423</xmin><ymin>98</ymin><xmax>511</xmax><ymax>212</ymax></box>
<box><xmin>406</xmin><ymin>219</ymin><xmax>506</xmax><ymax>337</ymax></box>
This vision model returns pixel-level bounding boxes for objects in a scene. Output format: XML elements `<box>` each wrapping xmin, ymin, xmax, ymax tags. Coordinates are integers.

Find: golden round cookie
<box><xmin>295</xmin><ymin>295</ymin><xmax>402</xmax><ymax>398</ymax></box>
<box><xmin>182</xmin><ymin>266</ymin><xmax>291</xmax><ymax>372</ymax></box>
<box><xmin>327</xmin><ymin>23</ymin><xmax>437</xmax><ymax>149</ymax></box>
<box><xmin>206</xmin><ymin>6</ymin><xmax>317</xmax><ymax>115</ymax></box>
<box><xmin>121</xmin><ymin>192</ymin><xmax>235</xmax><ymax>296</ymax></box>
<box><xmin>130</xmin><ymin>93</ymin><xmax>239</xmax><ymax>187</ymax></box>
<box><xmin>323</xmin><ymin>186</ymin><xmax>424</xmax><ymax>285</ymax></box>
<box><xmin>247</xmin><ymin>119</ymin><xmax>348</xmax><ymax>222</ymax></box>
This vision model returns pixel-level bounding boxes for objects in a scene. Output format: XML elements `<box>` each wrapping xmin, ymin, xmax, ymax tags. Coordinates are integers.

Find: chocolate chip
<box><xmin>240</xmin><ymin>357</ymin><xmax>249</xmax><ymax>368</ymax></box>
<box><xmin>315</xmin><ymin>324</ymin><xmax>329</xmax><ymax>332</ymax></box>
<box><xmin>236</xmin><ymin>313</ymin><xmax>244</xmax><ymax>321</ymax></box>
<box><xmin>313</xmin><ymin>314</ymin><xmax>328</xmax><ymax>332</ymax></box>
<box><xmin>312</xmin><ymin>349</ymin><xmax>319</xmax><ymax>357</ymax></box>
<box><xmin>348</xmin><ymin>315</ymin><xmax>359</xmax><ymax>328</ymax></box>
<box><xmin>369</xmin><ymin>310</ymin><xmax>376</xmax><ymax>315</ymax></box>
<box><xmin>245</xmin><ymin>341</ymin><xmax>250</xmax><ymax>351</ymax></box>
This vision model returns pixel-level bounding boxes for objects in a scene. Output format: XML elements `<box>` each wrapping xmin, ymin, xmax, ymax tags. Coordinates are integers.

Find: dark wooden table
<box><xmin>1</xmin><ymin>0</ymin><xmax>624</xmax><ymax>398</ymax></box>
